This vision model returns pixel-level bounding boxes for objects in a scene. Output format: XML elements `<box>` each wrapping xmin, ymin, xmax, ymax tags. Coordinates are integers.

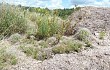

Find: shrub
<box><xmin>99</xmin><ymin>31</ymin><xmax>106</xmax><ymax>39</ymax></box>
<box><xmin>76</xmin><ymin>28</ymin><xmax>90</xmax><ymax>41</ymax></box>
<box><xmin>0</xmin><ymin>48</ymin><xmax>17</xmax><ymax>69</ymax></box>
<box><xmin>36</xmin><ymin>14</ymin><xmax>64</xmax><ymax>39</ymax></box>
<box><xmin>20</xmin><ymin>46</ymin><xmax>38</xmax><ymax>58</ymax></box>
<box><xmin>29</xmin><ymin>12</ymin><xmax>37</xmax><ymax>22</ymax></box>
<box><xmin>66</xmin><ymin>40</ymin><xmax>83</xmax><ymax>52</ymax></box>
<box><xmin>0</xmin><ymin>5</ymin><xmax>27</xmax><ymax>37</ymax></box>
<box><xmin>20</xmin><ymin>46</ymin><xmax>50</xmax><ymax>61</ymax></box>
<box><xmin>37</xmin><ymin>51</ymin><xmax>48</xmax><ymax>61</ymax></box>
<box><xmin>52</xmin><ymin>40</ymin><xmax>83</xmax><ymax>54</ymax></box>
<box><xmin>26</xmin><ymin>21</ymin><xmax>38</xmax><ymax>36</ymax></box>
<box><xmin>9</xmin><ymin>33</ymin><xmax>22</xmax><ymax>44</ymax></box>
<box><xmin>52</xmin><ymin>44</ymin><xmax>66</xmax><ymax>54</ymax></box>
<box><xmin>37</xmin><ymin>16</ymin><xmax>50</xmax><ymax>39</ymax></box>
<box><xmin>38</xmin><ymin>40</ymin><xmax>49</xmax><ymax>48</ymax></box>
<box><xmin>85</xmin><ymin>41</ymin><xmax>92</xmax><ymax>47</ymax></box>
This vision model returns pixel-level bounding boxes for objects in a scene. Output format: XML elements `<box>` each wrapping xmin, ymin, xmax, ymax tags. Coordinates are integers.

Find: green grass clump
<box><xmin>52</xmin><ymin>40</ymin><xmax>83</xmax><ymax>54</ymax></box>
<box><xmin>99</xmin><ymin>31</ymin><xmax>106</xmax><ymax>40</ymax></box>
<box><xmin>66</xmin><ymin>41</ymin><xmax>83</xmax><ymax>52</ymax></box>
<box><xmin>0</xmin><ymin>5</ymin><xmax>27</xmax><ymax>37</ymax></box>
<box><xmin>38</xmin><ymin>40</ymin><xmax>49</xmax><ymax>48</ymax></box>
<box><xmin>85</xmin><ymin>41</ymin><xmax>92</xmax><ymax>47</ymax></box>
<box><xmin>36</xmin><ymin>14</ymin><xmax>65</xmax><ymax>39</ymax></box>
<box><xmin>20</xmin><ymin>46</ymin><xmax>50</xmax><ymax>61</ymax></box>
<box><xmin>0</xmin><ymin>48</ymin><xmax>17</xmax><ymax>69</ymax></box>
<box><xmin>77</xmin><ymin>28</ymin><xmax>90</xmax><ymax>41</ymax></box>
<box><xmin>9</xmin><ymin>33</ymin><xmax>22</xmax><ymax>44</ymax></box>
<box><xmin>20</xmin><ymin>46</ymin><xmax>38</xmax><ymax>59</ymax></box>
<box><xmin>52</xmin><ymin>44</ymin><xmax>66</xmax><ymax>54</ymax></box>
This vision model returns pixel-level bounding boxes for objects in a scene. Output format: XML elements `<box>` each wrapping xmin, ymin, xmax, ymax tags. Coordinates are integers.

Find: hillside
<box><xmin>0</xmin><ymin>6</ymin><xmax>110</xmax><ymax>70</ymax></box>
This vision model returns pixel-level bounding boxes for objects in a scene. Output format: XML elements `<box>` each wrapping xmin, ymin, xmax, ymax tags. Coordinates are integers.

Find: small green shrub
<box><xmin>20</xmin><ymin>46</ymin><xmax>38</xmax><ymax>57</ymax></box>
<box><xmin>29</xmin><ymin>12</ymin><xmax>37</xmax><ymax>22</ymax></box>
<box><xmin>52</xmin><ymin>44</ymin><xmax>66</xmax><ymax>54</ymax></box>
<box><xmin>66</xmin><ymin>40</ymin><xmax>82</xmax><ymax>52</ymax></box>
<box><xmin>26</xmin><ymin>23</ymin><xmax>38</xmax><ymax>36</ymax></box>
<box><xmin>9</xmin><ymin>33</ymin><xmax>22</xmax><ymax>44</ymax></box>
<box><xmin>20</xmin><ymin>46</ymin><xmax>49</xmax><ymax>61</ymax></box>
<box><xmin>38</xmin><ymin>40</ymin><xmax>49</xmax><ymax>48</ymax></box>
<box><xmin>76</xmin><ymin>28</ymin><xmax>90</xmax><ymax>41</ymax></box>
<box><xmin>52</xmin><ymin>40</ymin><xmax>83</xmax><ymax>54</ymax></box>
<box><xmin>0</xmin><ymin>5</ymin><xmax>27</xmax><ymax>37</ymax></box>
<box><xmin>37</xmin><ymin>16</ymin><xmax>50</xmax><ymax>39</ymax></box>
<box><xmin>36</xmin><ymin>14</ymin><xmax>64</xmax><ymax>39</ymax></box>
<box><xmin>37</xmin><ymin>52</ymin><xmax>48</xmax><ymax>61</ymax></box>
<box><xmin>0</xmin><ymin>48</ymin><xmax>17</xmax><ymax>69</ymax></box>
<box><xmin>99</xmin><ymin>31</ymin><xmax>106</xmax><ymax>39</ymax></box>
<box><xmin>85</xmin><ymin>41</ymin><xmax>92</xmax><ymax>47</ymax></box>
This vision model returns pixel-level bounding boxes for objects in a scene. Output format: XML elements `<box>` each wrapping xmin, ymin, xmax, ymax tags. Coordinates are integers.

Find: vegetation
<box><xmin>0</xmin><ymin>4</ymin><xmax>27</xmax><ymax>39</ymax></box>
<box><xmin>0</xmin><ymin>48</ymin><xmax>17</xmax><ymax>69</ymax></box>
<box><xmin>0</xmin><ymin>3</ymin><xmax>92</xmax><ymax>62</ymax></box>
<box><xmin>20</xmin><ymin>45</ymin><xmax>50</xmax><ymax>61</ymax></box>
<box><xmin>76</xmin><ymin>28</ymin><xmax>90</xmax><ymax>41</ymax></box>
<box><xmin>52</xmin><ymin>40</ymin><xmax>83</xmax><ymax>54</ymax></box>
<box><xmin>20</xmin><ymin>46</ymin><xmax>39</xmax><ymax>59</ymax></box>
<box><xmin>99</xmin><ymin>31</ymin><xmax>106</xmax><ymax>39</ymax></box>
<box><xmin>9</xmin><ymin>33</ymin><xmax>22</xmax><ymax>44</ymax></box>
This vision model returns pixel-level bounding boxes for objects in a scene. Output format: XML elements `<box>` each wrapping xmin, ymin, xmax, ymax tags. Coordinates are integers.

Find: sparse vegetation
<box><xmin>76</xmin><ymin>28</ymin><xmax>90</xmax><ymax>41</ymax></box>
<box><xmin>52</xmin><ymin>40</ymin><xmax>83</xmax><ymax>54</ymax></box>
<box><xmin>0</xmin><ymin>48</ymin><xmax>17</xmax><ymax>69</ymax></box>
<box><xmin>20</xmin><ymin>45</ymin><xmax>50</xmax><ymax>61</ymax></box>
<box><xmin>9</xmin><ymin>33</ymin><xmax>22</xmax><ymax>44</ymax></box>
<box><xmin>20</xmin><ymin>46</ymin><xmax>39</xmax><ymax>58</ymax></box>
<box><xmin>99</xmin><ymin>31</ymin><xmax>106</xmax><ymax>40</ymax></box>
<box><xmin>0</xmin><ymin>5</ymin><xmax>27</xmax><ymax>38</ymax></box>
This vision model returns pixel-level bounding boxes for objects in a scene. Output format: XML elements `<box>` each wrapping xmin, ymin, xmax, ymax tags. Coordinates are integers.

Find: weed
<box><xmin>9</xmin><ymin>33</ymin><xmax>22</xmax><ymax>44</ymax></box>
<box><xmin>76</xmin><ymin>28</ymin><xmax>90</xmax><ymax>41</ymax></box>
<box><xmin>52</xmin><ymin>40</ymin><xmax>83</xmax><ymax>54</ymax></box>
<box><xmin>99</xmin><ymin>31</ymin><xmax>106</xmax><ymax>39</ymax></box>
<box><xmin>0</xmin><ymin>48</ymin><xmax>17</xmax><ymax>69</ymax></box>
<box><xmin>0</xmin><ymin>5</ymin><xmax>27</xmax><ymax>37</ymax></box>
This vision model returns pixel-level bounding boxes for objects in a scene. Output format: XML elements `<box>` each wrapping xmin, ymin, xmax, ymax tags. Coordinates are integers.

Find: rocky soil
<box><xmin>1</xmin><ymin>6</ymin><xmax>110</xmax><ymax>70</ymax></box>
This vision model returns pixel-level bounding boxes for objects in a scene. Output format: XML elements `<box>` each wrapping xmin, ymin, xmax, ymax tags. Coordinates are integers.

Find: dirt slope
<box><xmin>69</xmin><ymin>6</ymin><xmax>110</xmax><ymax>33</ymax></box>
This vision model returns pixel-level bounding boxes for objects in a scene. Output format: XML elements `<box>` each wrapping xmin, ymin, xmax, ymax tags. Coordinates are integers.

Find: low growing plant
<box><xmin>0</xmin><ymin>48</ymin><xmax>17</xmax><ymax>69</ymax></box>
<box><xmin>76</xmin><ymin>28</ymin><xmax>90</xmax><ymax>41</ymax></box>
<box><xmin>52</xmin><ymin>40</ymin><xmax>83</xmax><ymax>54</ymax></box>
<box><xmin>0</xmin><ymin>5</ymin><xmax>27</xmax><ymax>37</ymax></box>
<box><xmin>99</xmin><ymin>31</ymin><xmax>106</xmax><ymax>39</ymax></box>
<box><xmin>9</xmin><ymin>33</ymin><xmax>22</xmax><ymax>44</ymax></box>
